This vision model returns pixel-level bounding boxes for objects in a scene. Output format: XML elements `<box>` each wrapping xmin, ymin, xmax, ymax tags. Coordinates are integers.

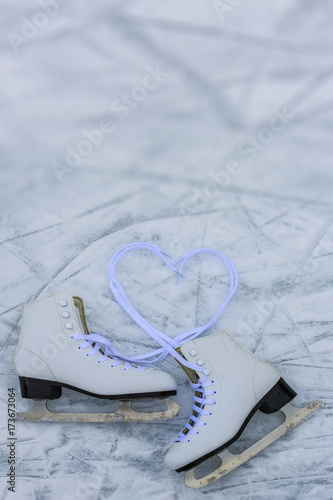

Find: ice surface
<box><xmin>0</xmin><ymin>1</ymin><xmax>332</xmax><ymax>499</ymax></box>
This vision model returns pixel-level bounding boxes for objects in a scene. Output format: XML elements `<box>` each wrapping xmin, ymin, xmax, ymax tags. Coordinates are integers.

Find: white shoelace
<box><xmin>107</xmin><ymin>243</ymin><xmax>238</xmax><ymax>438</ymax></box>
<box><xmin>175</xmin><ymin>377</ymin><xmax>217</xmax><ymax>443</ymax></box>
<box><xmin>71</xmin><ymin>332</ymin><xmax>146</xmax><ymax>372</ymax></box>
<box><xmin>108</xmin><ymin>243</ymin><xmax>238</xmax><ymax>369</ymax></box>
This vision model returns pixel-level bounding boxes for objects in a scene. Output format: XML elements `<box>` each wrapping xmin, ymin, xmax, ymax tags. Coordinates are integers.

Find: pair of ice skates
<box><xmin>14</xmin><ymin>292</ymin><xmax>322</xmax><ymax>489</ymax></box>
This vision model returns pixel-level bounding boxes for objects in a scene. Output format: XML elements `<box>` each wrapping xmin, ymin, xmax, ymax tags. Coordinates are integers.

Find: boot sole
<box><xmin>176</xmin><ymin>377</ymin><xmax>296</xmax><ymax>472</ymax></box>
<box><xmin>19</xmin><ymin>376</ymin><xmax>176</xmax><ymax>401</ymax></box>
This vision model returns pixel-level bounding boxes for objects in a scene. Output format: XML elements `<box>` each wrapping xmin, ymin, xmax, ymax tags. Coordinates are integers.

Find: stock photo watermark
<box><xmin>52</xmin><ymin>65</ymin><xmax>168</xmax><ymax>183</ymax></box>
<box><xmin>17</xmin><ymin>330</ymin><xmax>68</xmax><ymax>377</ymax></box>
<box><xmin>6</xmin><ymin>0</ymin><xmax>71</xmax><ymax>54</ymax></box>
<box><xmin>7</xmin><ymin>388</ymin><xmax>17</xmax><ymax>493</ymax></box>
<box><xmin>237</xmin><ymin>106</ymin><xmax>295</xmax><ymax>162</ymax></box>
<box><xmin>237</xmin><ymin>232</ymin><xmax>333</xmax><ymax>335</ymax></box>
<box><xmin>180</xmin><ymin>160</ymin><xmax>243</xmax><ymax>213</ymax></box>
<box><xmin>180</xmin><ymin>105</ymin><xmax>295</xmax><ymax>214</ymax></box>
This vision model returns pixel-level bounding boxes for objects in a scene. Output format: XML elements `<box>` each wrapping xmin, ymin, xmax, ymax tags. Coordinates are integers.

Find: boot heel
<box><xmin>259</xmin><ymin>378</ymin><xmax>297</xmax><ymax>414</ymax></box>
<box><xmin>19</xmin><ymin>377</ymin><xmax>62</xmax><ymax>400</ymax></box>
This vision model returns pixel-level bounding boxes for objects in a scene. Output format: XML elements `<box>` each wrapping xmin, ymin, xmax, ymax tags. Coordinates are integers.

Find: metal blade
<box><xmin>17</xmin><ymin>398</ymin><xmax>180</xmax><ymax>423</ymax></box>
<box><xmin>185</xmin><ymin>400</ymin><xmax>323</xmax><ymax>489</ymax></box>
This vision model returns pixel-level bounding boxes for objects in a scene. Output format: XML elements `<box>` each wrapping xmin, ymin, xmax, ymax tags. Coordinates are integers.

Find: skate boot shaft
<box><xmin>165</xmin><ymin>331</ymin><xmax>295</xmax><ymax>472</ymax></box>
<box><xmin>14</xmin><ymin>292</ymin><xmax>177</xmax><ymax>399</ymax></box>
<box><xmin>176</xmin><ymin>331</ymin><xmax>281</xmax><ymax>393</ymax></box>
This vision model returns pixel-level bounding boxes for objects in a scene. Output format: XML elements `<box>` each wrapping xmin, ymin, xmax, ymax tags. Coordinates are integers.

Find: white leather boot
<box><xmin>14</xmin><ymin>292</ymin><xmax>177</xmax><ymax>402</ymax></box>
<box><xmin>164</xmin><ymin>331</ymin><xmax>297</xmax><ymax>472</ymax></box>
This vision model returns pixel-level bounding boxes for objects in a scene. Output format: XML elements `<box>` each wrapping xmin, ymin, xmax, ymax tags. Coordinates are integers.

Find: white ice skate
<box><xmin>14</xmin><ymin>292</ymin><xmax>180</xmax><ymax>422</ymax></box>
<box><xmin>164</xmin><ymin>331</ymin><xmax>322</xmax><ymax>488</ymax></box>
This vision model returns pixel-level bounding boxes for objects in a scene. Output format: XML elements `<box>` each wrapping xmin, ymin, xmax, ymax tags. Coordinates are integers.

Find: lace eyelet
<box><xmin>209</xmin><ymin>412</ymin><xmax>212</xmax><ymax>416</ymax></box>
<box><xmin>203</xmin><ymin>422</ymin><xmax>207</xmax><ymax>426</ymax></box>
<box><xmin>77</xmin><ymin>346</ymin><xmax>81</xmax><ymax>349</ymax></box>
<box><xmin>70</xmin><ymin>336</ymin><xmax>74</xmax><ymax>339</ymax></box>
<box><xmin>110</xmin><ymin>364</ymin><xmax>114</xmax><ymax>368</ymax></box>
<box><xmin>187</xmin><ymin>439</ymin><xmax>190</xmax><ymax>443</ymax></box>
<box><xmin>196</xmin><ymin>431</ymin><xmax>199</xmax><ymax>435</ymax></box>
<box><xmin>97</xmin><ymin>360</ymin><xmax>101</xmax><ymax>363</ymax></box>
<box><xmin>214</xmin><ymin>390</ymin><xmax>217</xmax><ymax>394</ymax></box>
<box><xmin>86</xmin><ymin>353</ymin><xmax>89</xmax><ymax>357</ymax></box>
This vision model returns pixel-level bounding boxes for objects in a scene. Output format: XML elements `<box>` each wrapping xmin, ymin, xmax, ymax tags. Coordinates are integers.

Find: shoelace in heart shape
<box><xmin>107</xmin><ymin>242</ymin><xmax>238</xmax><ymax>369</ymax></box>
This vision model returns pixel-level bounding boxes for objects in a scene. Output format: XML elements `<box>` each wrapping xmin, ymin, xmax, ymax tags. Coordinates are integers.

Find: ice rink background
<box><xmin>1</xmin><ymin>1</ymin><xmax>333</xmax><ymax>499</ymax></box>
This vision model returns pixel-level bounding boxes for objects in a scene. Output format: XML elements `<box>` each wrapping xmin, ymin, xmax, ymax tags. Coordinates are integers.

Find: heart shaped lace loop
<box><xmin>107</xmin><ymin>243</ymin><xmax>238</xmax><ymax>371</ymax></box>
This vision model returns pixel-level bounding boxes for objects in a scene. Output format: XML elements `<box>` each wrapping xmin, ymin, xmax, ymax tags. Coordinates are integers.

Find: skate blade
<box><xmin>185</xmin><ymin>400</ymin><xmax>323</xmax><ymax>489</ymax></box>
<box><xmin>17</xmin><ymin>398</ymin><xmax>180</xmax><ymax>423</ymax></box>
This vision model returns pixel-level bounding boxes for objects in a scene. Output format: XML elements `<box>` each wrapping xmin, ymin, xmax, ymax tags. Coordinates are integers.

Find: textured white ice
<box><xmin>0</xmin><ymin>1</ymin><xmax>332</xmax><ymax>499</ymax></box>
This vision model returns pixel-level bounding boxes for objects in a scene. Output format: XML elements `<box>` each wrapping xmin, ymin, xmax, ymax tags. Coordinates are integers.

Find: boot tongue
<box><xmin>74</xmin><ymin>306</ymin><xmax>85</xmax><ymax>334</ymax></box>
<box><xmin>72</xmin><ymin>296</ymin><xmax>107</xmax><ymax>358</ymax></box>
<box><xmin>73</xmin><ymin>296</ymin><xmax>90</xmax><ymax>335</ymax></box>
<box><xmin>175</xmin><ymin>347</ymin><xmax>199</xmax><ymax>383</ymax></box>
<box><xmin>175</xmin><ymin>346</ymin><xmax>202</xmax><ymax>437</ymax></box>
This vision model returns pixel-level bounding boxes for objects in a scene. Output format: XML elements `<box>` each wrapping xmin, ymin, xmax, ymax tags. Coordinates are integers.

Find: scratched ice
<box><xmin>0</xmin><ymin>1</ymin><xmax>332</xmax><ymax>499</ymax></box>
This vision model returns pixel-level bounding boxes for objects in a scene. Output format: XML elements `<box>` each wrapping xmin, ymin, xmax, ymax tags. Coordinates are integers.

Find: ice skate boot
<box><xmin>14</xmin><ymin>292</ymin><xmax>179</xmax><ymax>422</ymax></box>
<box><xmin>164</xmin><ymin>331</ymin><xmax>322</xmax><ymax>488</ymax></box>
